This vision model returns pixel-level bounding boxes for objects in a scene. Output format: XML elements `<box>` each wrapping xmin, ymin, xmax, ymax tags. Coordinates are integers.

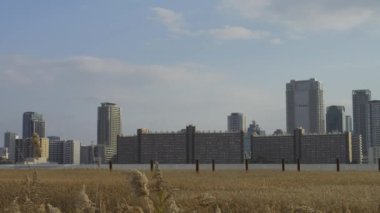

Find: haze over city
<box><xmin>2</xmin><ymin>1</ymin><xmax>380</xmax><ymax>144</ymax></box>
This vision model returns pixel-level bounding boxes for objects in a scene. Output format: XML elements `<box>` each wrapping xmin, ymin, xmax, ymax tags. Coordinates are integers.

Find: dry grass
<box><xmin>0</xmin><ymin>168</ymin><xmax>379</xmax><ymax>212</ymax></box>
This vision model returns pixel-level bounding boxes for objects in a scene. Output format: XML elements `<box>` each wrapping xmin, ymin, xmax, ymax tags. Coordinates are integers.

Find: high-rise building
<box><xmin>5</xmin><ymin>132</ymin><xmax>19</xmax><ymax>163</ymax></box>
<box><xmin>369</xmin><ymin>100</ymin><xmax>380</xmax><ymax>147</ymax></box>
<box><xmin>97</xmin><ymin>102</ymin><xmax>121</xmax><ymax>163</ymax></box>
<box><xmin>4</xmin><ymin>132</ymin><xmax>18</xmax><ymax>148</ymax></box>
<box><xmin>228</xmin><ymin>113</ymin><xmax>246</xmax><ymax>132</ymax></box>
<box><xmin>352</xmin><ymin>90</ymin><xmax>371</xmax><ymax>159</ymax></box>
<box><xmin>286</xmin><ymin>78</ymin><xmax>325</xmax><ymax>134</ymax></box>
<box><xmin>345</xmin><ymin>115</ymin><xmax>353</xmax><ymax>132</ymax></box>
<box><xmin>326</xmin><ymin>105</ymin><xmax>346</xmax><ymax>133</ymax></box>
<box><xmin>23</xmin><ymin>112</ymin><xmax>45</xmax><ymax>138</ymax></box>
<box><xmin>369</xmin><ymin>100</ymin><xmax>380</xmax><ymax>163</ymax></box>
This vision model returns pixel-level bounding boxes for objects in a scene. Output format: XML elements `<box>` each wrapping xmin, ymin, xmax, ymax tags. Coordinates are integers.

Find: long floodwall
<box><xmin>251</xmin><ymin>129</ymin><xmax>362</xmax><ymax>164</ymax></box>
<box><xmin>117</xmin><ymin>126</ymin><xmax>244</xmax><ymax>164</ymax></box>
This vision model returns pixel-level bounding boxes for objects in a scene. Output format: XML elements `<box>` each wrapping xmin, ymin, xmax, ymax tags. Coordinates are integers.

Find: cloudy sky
<box><xmin>1</xmin><ymin>1</ymin><xmax>380</xmax><ymax>145</ymax></box>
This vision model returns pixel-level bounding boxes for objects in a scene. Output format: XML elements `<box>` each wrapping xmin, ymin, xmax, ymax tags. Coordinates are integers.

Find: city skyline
<box><xmin>2</xmin><ymin>1</ymin><xmax>380</xmax><ymax>144</ymax></box>
<box><xmin>0</xmin><ymin>83</ymin><xmax>377</xmax><ymax>146</ymax></box>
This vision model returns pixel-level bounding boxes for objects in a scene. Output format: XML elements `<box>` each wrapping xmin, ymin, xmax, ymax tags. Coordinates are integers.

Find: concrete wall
<box><xmin>301</xmin><ymin>134</ymin><xmax>350</xmax><ymax>163</ymax></box>
<box><xmin>194</xmin><ymin>132</ymin><xmax>243</xmax><ymax>164</ymax></box>
<box><xmin>117</xmin><ymin>126</ymin><xmax>244</xmax><ymax>164</ymax></box>
<box><xmin>251</xmin><ymin>129</ymin><xmax>353</xmax><ymax>164</ymax></box>
<box><xmin>117</xmin><ymin>136</ymin><xmax>138</xmax><ymax>163</ymax></box>
<box><xmin>140</xmin><ymin>134</ymin><xmax>187</xmax><ymax>163</ymax></box>
<box><xmin>251</xmin><ymin>135</ymin><xmax>294</xmax><ymax>163</ymax></box>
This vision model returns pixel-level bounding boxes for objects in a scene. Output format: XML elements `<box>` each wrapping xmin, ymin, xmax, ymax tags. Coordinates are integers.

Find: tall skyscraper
<box><xmin>97</xmin><ymin>102</ymin><xmax>121</xmax><ymax>162</ymax></box>
<box><xmin>4</xmin><ymin>132</ymin><xmax>18</xmax><ymax>148</ymax></box>
<box><xmin>352</xmin><ymin>90</ymin><xmax>371</xmax><ymax>159</ymax></box>
<box><xmin>23</xmin><ymin>112</ymin><xmax>45</xmax><ymax>138</ymax></box>
<box><xmin>326</xmin><ymin>105</ymin><xmax>346</xmax><ymax>133</ymax></box>
<box><xmin>286</xmin><ymin>78</ymin><xmax>325</xmax><ymax>134</ymax></box>
<box><xmin>369</xmin><ymin>100</ymin><xmax>380</xmax><ymax>163</ymax></box>
<box><xmin>345</xmin><ymin>115</ymin><xmax>353</xmax><ymax>132</ymax></box>
<box><xmin>5</xmin><ymin>132</ymin><xmax>19</xmax><ymax>163</ymax></box>
<box><xmin>228</xmin><ymin>113</ymin><xmax>246</xmax><ymax>132</ymax></box>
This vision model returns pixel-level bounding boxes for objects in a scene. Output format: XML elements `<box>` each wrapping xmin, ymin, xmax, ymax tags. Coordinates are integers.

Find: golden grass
<box><xmin>0</xmin><ymin>169</ymin><xmax>379</xmax><ymax>212</ymax></box>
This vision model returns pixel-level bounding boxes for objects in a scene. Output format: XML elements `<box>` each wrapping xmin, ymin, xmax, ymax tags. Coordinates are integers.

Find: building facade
<box><xmin>97</xmin><ymin>102</ymin><xmax>121</xmax><ymax>163</ymax></box>
<box><xmin>4</xmin><ymin>132</ymin><xmax>18</xmax><ymax>149</ymax></box>
<box><xmin>286</xmin><ymin>79</ymin><xmax>325</xmax><ymax>134</ymax></box>
<box><xmin>63</xmin><ymin>140</ymin><xmax>80</xmax><ymax>164</ymax></box>
<box><xmin>15</xmin><ymin>137</ymin><xmax>49</xmax><ymax>163</ymax></box>
<box><xmin>4</xmin><ymin>132</ymin><xmax>18</xmax><ymax>162</ymax></box>
<box><xmin>352</xmin><ymin>90</ymin><xmax>371</xmax><ymax>160</ymax></box>
<box><xmin>352</xmin><ymin>134</ymin><xmax>363</xmax><ymax>164</ymax></box>
<box><xmin>326</xmin><ymin>105</ymin><xmax>346</xmax><ymax>133</ymax></box>
<box><xmin>368</xmin><ymin>100</ymin><xmax>380</xmax><ymax>163</ymax></box>
<box><xmin>117</xmin><ymin>125</ymin><xmax>244</xmax><ymax>164</ymax></box>
<box><xmin>228</xmin><ymin>113</ymin><xmax>246</xmax><ymax>132</ymax></box>
<box><xmin>48</xmin><ymin>139</ymin><xmax>64</xmax><ymax>163</ymax></box>
<box><xmin>23</xmin><ymin>112</ymin><xmax>45</xmax><ymax>139</ymax></box>
<box><xmin>49</xmin><ymin>139</ymin><xmax>80</xmax><ymax>164</ymax></box>
<box><xmin>251</xmin><ymin>128</ymin><xmax>356</xmax><ymax>164</ymax></box>
<box><xmin>80</xmin><ymin>145</ymin><xmax>95</xmax><ymax>164</ymax></box>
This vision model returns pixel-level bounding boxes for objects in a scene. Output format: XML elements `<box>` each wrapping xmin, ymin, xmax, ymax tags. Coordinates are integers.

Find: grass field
<box><xmin>0</xmin><ymin>168</ymin><xmax>380</xmax><ymax>212</ymax></box>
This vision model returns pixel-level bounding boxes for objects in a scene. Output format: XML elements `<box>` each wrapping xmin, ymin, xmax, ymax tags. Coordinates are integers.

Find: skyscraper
<box><xmin>369</xmin><ymin>100</ymin><xmax>380</xmax><ymax>163</ymax></box>
<box><xmin>286</xmin><ymin>78</ymin><xmax>325</xmax><ymax>134</ymax></box>
<box><xmin>23</xmin><ymin>112</ymin><xmax>45</xmax><ymax>138</ymax></box>
<box><xmin>326</xmin><ymin>105</ymin><xmax>346</xmax><ymax>133</ymax></box>
<box><xmin>97</xmin><ymin>102</ymin><xmax>121</xmax><ymax>162</ymax></box>
<box><xmin>5</xmin><ymin>132</ymin><xmax>19</xmax><ymax>163</ymax></box>
<box><xmin>4</xmin><ymin>131</ymin><xmax>18</xmax><ymax>148</ymax></box>
<box><xmin>352</xmin><ymin>90</ymin><xmax>371</xmax><ymax>159</ymax></box>
<box><xmin>345</xmin><ymin>115</ymin><xmax>353</xmax><ymax>132</ymax></box>
<box><xmin>227</xmin><ymin>113</ymin><xmax>246</xmax><ymax>132</ymax></box>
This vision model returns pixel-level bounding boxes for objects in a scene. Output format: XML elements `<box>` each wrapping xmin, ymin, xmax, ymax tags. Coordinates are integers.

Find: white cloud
<box><xmin>70</xmin><ymin>56</ymin><xmax>137</xmax><ymax>74</ymax></box>
<box><xmin>152</xmin><ymin>7</ymin><xmax>189</xmax><ymax>35</ymax></box>
<box><xmin>207</xmin><ymin>26</ymin><xmax>270</xmax><ymax>40</ymax></box>
<box><xmin>0</xmin><ymin>56</ymin><xmax>222</xmax><ymax>87</ymax></box>
<box><xmin>219</xmin><ymin>0</ymin><xmax>272</xmax><ymax>19</ymax></box>
<box><xmin>151</xmin><ymin>7</ymin><xmax>277</xmax><ymax>42</ymax></box>
<box><xmin>219</xmin><ymin>0</ymin><xmax>379</xmax><ymax>33</ymax></box>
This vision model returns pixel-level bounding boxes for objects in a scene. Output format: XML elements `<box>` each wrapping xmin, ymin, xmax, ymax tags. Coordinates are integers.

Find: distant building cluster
<box><xmin>1</xmin><ymin>78</ymin><xmax>379</xmax><ymax>165</ymax></box>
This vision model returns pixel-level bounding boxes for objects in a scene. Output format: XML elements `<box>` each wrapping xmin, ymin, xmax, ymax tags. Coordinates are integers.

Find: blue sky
<box><xmin>1</xmin><ymin>0</ymin><xmax>380</xmax><ymax>144</ymax></box>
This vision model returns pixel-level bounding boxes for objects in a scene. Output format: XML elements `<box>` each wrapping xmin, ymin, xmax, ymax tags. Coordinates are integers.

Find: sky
<box><xmin>1</xmin><ymin>0</ymin><xmax>380</xmax><ymax>145</ymax></box>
